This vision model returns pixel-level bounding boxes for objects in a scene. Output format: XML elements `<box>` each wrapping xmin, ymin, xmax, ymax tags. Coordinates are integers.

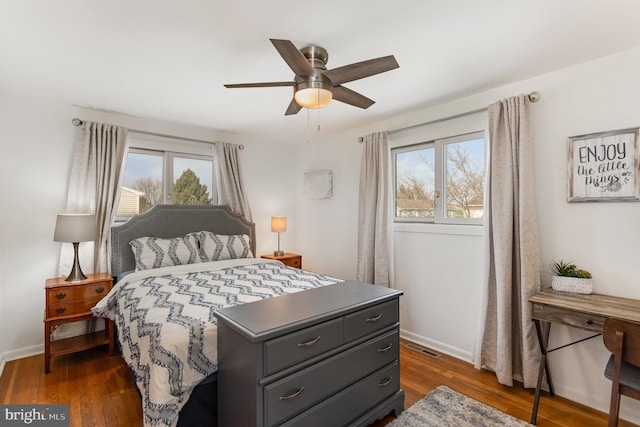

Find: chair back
<box><xmin>603</xmin><ymin>317</ymin><xmax>640</xmax><ymax>368</ymax></box>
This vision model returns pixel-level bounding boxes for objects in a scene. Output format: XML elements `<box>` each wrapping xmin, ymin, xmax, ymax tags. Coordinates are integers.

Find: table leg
<box><xmin>531</xmin><ymin>319</ymin><xmax>552</xmax><ymax>425</ymax></box>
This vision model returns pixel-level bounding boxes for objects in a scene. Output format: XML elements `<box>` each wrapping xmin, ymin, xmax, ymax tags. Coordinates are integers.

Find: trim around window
<box><xmin>392</xmin><ymin>131</ymin><xmax>485</xmax><ymax>225</ymax></box>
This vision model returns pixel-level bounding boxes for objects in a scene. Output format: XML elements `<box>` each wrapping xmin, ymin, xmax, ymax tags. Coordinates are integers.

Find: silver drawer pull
<box><xmin>279</xmin><ymin>386</ymin><xmax>305</xmax><ymax>401</ymax></box>
<box><xmin>378</xmin><ymin>343</ymin><xmax>393</xmax><ymax>353</ymax></box>
<box><xmin>378</xmin><ymin>377</ymin><xmax>393</xmax><ymax>387</ymax></box>
<box><xmin>366</xmin><ymin>314</ymin><xmax>383</xmax><ymax>322</ymax></box>
<box><xmin>297</xmin><ymin>336</ymin><xmax>320</xmax><ymax>347</ymax></box>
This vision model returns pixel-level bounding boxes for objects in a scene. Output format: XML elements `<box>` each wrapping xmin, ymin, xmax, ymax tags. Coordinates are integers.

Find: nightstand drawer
<box><xmin>76</xmin><ymin>282</ymin><xmax>111</xmax><ymax>299</ymax></box>
<box><xmin>264</xmin><ymin>328</ymin><xmax>399</xmax><ymax>426</ymax></box>
<box><xmin>282</xmin><ymin>257</ymin><xmax>301</xmax><ymax>268</ymax></box>
<box><xmin>47</xmin><ymin>281</ymin><xmax>111</xmax><ymax>303</ymax></box>
<box><xmin>344</xmin><ymin>299</ymin><xmax>399</xmax><ymax>342</ymax></box>
<box><xmin>47</xmin><ymin>298</ymin><xmax>100</xmax><ymax>318</ymax></box>
<box><xmin>265</xmin><ymin>318</ymin><xmax>343</xmax><ymax>375</ymax></box>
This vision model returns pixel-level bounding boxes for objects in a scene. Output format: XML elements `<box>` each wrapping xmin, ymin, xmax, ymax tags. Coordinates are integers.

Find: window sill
<box><xmin>393</xmin><ymin>222</ymin><xmax>483</xmax><ymax>237</ymax></box>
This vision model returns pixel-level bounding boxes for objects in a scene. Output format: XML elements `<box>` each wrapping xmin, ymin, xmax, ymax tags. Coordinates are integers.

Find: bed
<box><xmin>92</xmin><ymin>204</ymin><xmax>341</xmax><ymax>427</ymax></box>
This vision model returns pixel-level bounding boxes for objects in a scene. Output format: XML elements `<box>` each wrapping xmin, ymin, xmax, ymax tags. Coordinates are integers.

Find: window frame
<box><xmin>115</xmin><ymin>146</ymin><xmax>217</xmax><ymax>222</ymax></box>
<box><xmin>392</xmin><ymin>130</ymin><xmax>485</xmax><ymax>226</ymax></box>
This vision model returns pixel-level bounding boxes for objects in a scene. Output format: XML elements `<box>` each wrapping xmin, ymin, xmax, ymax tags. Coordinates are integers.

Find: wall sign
<box><xmin>568</xmin><ymin>127</ymin><xmax>640</xmax><ymax>202</ymax></box>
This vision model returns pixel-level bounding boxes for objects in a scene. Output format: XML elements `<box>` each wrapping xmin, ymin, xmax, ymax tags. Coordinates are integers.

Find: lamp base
<box><xmin>65</xmin><ymin>242</ymin><xmax>88</xmax><ymax>282</ymax></box>
<box><xmin>273</xmin><ymin>250</ymin><xmax>284</xmax><ymax>256</ymax></box>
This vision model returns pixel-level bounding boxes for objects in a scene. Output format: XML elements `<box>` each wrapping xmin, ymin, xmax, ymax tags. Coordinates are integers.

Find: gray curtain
<box><xmin>480</xmin><ymin>94</ymin><xmax>541</xmax><ymax>388</ymax></box>
<box><xmin>356</xmin><ymin>131</ymin><xmax>390</xmax><ymax>287</ymax></box>
<box><xmin>60</xmin><ymin>121</ymin><xmax>128</xmax><ymax>275</ymax></box>
<box><xmin>215</xmin><ymin>142</ymin><xmax>252</xmax><ymax>222</ymax></box>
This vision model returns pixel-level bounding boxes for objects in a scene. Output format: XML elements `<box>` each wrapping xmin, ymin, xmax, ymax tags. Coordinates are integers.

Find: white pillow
<box><xmin>129</xmin><ymin>234</ymin><xmax>201</xmax><ymax>271</ymax></box>
<box><xmin>195</xmin><ymin>231</ymin><xmax>253</xmax><ymax>262</ymax></box>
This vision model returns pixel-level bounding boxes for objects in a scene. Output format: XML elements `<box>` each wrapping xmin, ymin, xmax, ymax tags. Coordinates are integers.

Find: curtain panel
<box><xmin>479</xmin><ymin>94</ymin><xmax>542</xmax><ymax>388</ymax></box>
<box><xmin>215</xmin><ymin>142</ymin><xmax>252</xmax><ymax>222</ymax></box>
<box><xmin>356</xmin><ymin>131</ymin><xmax>390</xmax><ymax>287</ymax></box>
<box><xmin>60</xmin><ymin>121</ymin><xmax>128</xmax><ymax>276</ymax></box>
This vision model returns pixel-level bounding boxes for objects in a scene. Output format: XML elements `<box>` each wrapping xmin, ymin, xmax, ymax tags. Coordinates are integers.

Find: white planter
<box><xmin>551</xmin><ymin>275</ymin><xmax>593</xmax><ymax>294</ymax></box>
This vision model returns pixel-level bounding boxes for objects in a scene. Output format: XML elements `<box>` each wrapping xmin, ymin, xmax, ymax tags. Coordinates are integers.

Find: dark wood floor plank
<box><xmin>0</xmin><ymin>340</ymin><xmax>636</xmax><ymax>426</ymax></box>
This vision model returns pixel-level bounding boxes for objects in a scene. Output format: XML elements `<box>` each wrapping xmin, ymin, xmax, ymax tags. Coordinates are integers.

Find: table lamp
<box><xmin>271</xmin><ymin>216</ymin><xmax>286</xmax><ymax>256</ymax></box>
<box><xmin>54</xmin><ymin>213</ymin><xmax>97</xmax><ymax>282</ymax></box>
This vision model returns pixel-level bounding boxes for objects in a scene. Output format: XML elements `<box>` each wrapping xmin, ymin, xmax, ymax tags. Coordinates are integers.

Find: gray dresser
<box><xmin>214</xmin><ymin>281</ymin><xmax>404</xmax><ymax>427</ymax></box>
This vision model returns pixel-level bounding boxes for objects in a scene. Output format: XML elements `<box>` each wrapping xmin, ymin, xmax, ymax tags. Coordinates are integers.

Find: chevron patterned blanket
<box><xmin>92</xmin><ymin>258</ymin><xmax>341</xmax><ymax>427</ymax></box>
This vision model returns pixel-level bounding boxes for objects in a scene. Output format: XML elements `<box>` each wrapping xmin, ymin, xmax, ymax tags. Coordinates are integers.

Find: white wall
<box><xmin>0</xmin><ymin>94</ymin><xmax>295</xmax><ymax>363</ymax></box>
<box><xmin>296</xmin><ymin>47</ymin><xmax>640</xmax><ymax>423</ymax></box>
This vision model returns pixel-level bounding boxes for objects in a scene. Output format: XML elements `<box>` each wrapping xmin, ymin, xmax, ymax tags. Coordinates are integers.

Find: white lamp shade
<box><xmin>294</xmin><ymin>88</ymin><xmax>333</xmax><ymax>109</ymax></box>
<box><xmin>271</xmin><ymin>216</ymin><xmax>287</xmax><ymax>233</ymax></box>
<box><xmin>54</xmin><ymin>214</ymin><xmax>97</xmax><ymax>243</ymax></box>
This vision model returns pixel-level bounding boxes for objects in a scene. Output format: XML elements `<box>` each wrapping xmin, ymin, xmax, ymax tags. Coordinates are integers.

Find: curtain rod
<box><xmin>358</xmin><ymin>91</ymin><xmax>540</xmax><ymax>142</ymax></box>
<box><xmin>71</xmin><ymin>118</ymin><xmax>244</xmax><ymax>150</ymax></box>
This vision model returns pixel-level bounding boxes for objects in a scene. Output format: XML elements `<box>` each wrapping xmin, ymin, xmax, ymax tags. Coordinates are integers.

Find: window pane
<box><xmin>117</xmin><ymin>152</ymin><xmax>163</xmax><ymax>216</ymax></box>
<box><xmin>395</xmin><ymin>147</ymin><xmax>435</xmax><ymax>218</ymax></box>
<box><xmin>172</xmin><ymin>156</ymin><xmax>213</xmax><ymax>205</ymax></box>
<box><xmin>445</xmin><ymin>137</ymin><xmax>484</xmax><ymax>218</ymax></box>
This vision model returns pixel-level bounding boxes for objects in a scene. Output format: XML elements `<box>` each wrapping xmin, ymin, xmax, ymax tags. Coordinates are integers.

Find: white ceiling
<box><xmin>2</xmin><ymin>0</ymin><xmax>640</xmax><ymax>141</ymax></box>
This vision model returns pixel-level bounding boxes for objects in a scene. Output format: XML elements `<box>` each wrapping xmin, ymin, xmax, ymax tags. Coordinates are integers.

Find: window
<box><xmin>116</xmin><ymin>148</ymin><xmax>215</xmax><ymax>218</ymax></box>
<box><xmin>393</xmin><ymin>131</ymin><xmax>485</xmax><ymax>224</ymax></box>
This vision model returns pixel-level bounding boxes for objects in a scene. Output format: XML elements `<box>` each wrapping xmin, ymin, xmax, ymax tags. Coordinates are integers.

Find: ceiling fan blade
<box><xmin>270</xmin><ymin>39</ymin><xmax>314</xmax><ymax>76</ymax></box>
<box><xmin>285</xmin><ymin>98</ymin><xmax>302</xmax><ymax>115</ymax></box>
<box><xmin>332</xmin><ymin>86</ymin><xmax>375</xmax><ymax>109</ymax></box>
<box><xmin>323</xmin><ymin>55</ymin><xmax>399</xmax><ymax>86</ymax></box>
<box><xmin>224</xmin><ymin>81</ymin><xmax>294</xmax><ymax>88</ymax></box>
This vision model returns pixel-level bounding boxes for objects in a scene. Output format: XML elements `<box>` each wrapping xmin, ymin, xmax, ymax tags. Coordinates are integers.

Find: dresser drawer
<box><xmin>280</xmin><ymin>361</ymin><xmax>400</xmax><ymax>427</ymax></box>
<box><xmin>265</xmin><ymin>318</ymin><xmax>343</xmax><ymax>375</ymax></box>
<box><xmin>344</xmin><ymin>299</ymin><xmax>399</xmax><ymax>342</ymax></box>
<box><xmin>264</xmin><ymin>328</ymin><xmax>399</xmax><ymax>426</ymax></box>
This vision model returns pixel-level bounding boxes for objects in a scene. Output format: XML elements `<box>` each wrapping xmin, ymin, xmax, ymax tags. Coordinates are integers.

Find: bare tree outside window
<box><xmin>393</xmin><ymin>132</ymin><xmax>484</xmax><ymax>224</ymax></box>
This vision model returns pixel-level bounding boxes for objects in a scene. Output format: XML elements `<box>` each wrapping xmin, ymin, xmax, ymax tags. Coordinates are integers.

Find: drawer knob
<box><xmin>55</xmin><ymin>292</ymin><xmax>66</xmax><ymax>300</ymax></box>
<box><xmin>378</xmin><ymin>343</ymin><xmax>393</xmax><ymax>353</ymax></box>
<box><xmin>378</xmin><ymin>377</ymin><xmax>393</xmax><ymax>387</ymax></box>
<box><xmin>95</xmin><ymin>287</ymin><xmax>105</xmax><ymax>294</ymax></box>
<box><xmin>366</xmin><ymin>314</ymin><xmax>383</xmax><ymax>323</ymax></box>
<box><xmin>56</xmin><ymin>307</ymin><xmax>66</xmax><ymax>315</ymax></box>
<box><xmin>297</xmin><ymin>336</ymin><xmax>320</xmax><ymax>348</ymax></box>
<box><xmin>279</xmin><ymin>386</ymin><xmax>304</xmax><ymax>401</ymax></box>
<box><xmin>586</xmin><ymin>319</ymin><xmax>594</xmax><ymax>325</ymax></box>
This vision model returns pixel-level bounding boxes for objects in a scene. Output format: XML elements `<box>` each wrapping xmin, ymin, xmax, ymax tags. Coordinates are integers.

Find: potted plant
<box><xmin>549</xmin><ymin>260</ymin><xmax>593</xmax><ymax>294</ymax></box>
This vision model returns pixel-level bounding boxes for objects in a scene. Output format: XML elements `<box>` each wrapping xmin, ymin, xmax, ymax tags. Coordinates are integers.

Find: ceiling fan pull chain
<box><xmin>307</xmin><ymin>108</ymin><xmax>311</xmax><ymax>143</ymax></box>
<box><xmin>317</xmin><ymin>89</ymin><xmax>321</xmax><ymax>133</ymax></box>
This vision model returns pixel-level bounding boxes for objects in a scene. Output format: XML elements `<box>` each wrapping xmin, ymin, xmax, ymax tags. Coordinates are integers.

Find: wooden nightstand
<box><xmin>44</xmin><ymin>273</ymin><xmax>115</xmax><ymax>373</ymax></box>
<box><xmin>260</xmin><ymin>252</ymin><xmax>302</xmax><ymax>269</ymax></box>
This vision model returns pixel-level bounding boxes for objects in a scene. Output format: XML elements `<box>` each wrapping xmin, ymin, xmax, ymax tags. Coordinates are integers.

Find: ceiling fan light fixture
<box><xmin>295</xmin><ymin>87</ymin><xmax>333</xmax><ymax>109</ymax></box>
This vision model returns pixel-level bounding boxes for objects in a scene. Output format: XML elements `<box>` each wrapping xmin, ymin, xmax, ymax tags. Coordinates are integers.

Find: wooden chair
<box><xmin>603</xmin><ymin>317</ymin><xmax>640</xmax><ymax>427</ymax></box>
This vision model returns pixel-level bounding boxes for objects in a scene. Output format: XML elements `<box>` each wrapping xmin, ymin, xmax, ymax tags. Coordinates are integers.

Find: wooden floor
<box><xmin>0</xmin><ymin>339</ymin><xmax>635</xmax><ymax>427</ymax></box>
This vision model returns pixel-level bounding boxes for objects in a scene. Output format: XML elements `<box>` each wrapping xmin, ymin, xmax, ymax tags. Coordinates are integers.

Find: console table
<box><xmin>529</xmin><ymin>289</ymin><xmax>640</xmax><ymax>424</ymax></box>
<box><xmin>214</xmin><ymin>281</ymin><xmax>404</xmax><ymax>427</ymax></box>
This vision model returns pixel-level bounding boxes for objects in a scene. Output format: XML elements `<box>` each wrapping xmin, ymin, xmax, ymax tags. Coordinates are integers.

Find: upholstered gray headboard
<box><xmin>110</xmin><ymin>204</ymin><xmax>256</xmax><ymax>278</ymax></box>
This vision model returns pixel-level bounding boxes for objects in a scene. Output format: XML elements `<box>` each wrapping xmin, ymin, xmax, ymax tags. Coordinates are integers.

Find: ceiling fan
<box><xmin>224</xmin><ymin>39</ymin><xmax>399</xmax><ymax>115</ymax></box>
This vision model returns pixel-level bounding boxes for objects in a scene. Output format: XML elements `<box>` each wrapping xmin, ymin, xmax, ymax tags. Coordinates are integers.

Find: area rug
<box><xmin>387</xmin><ymin>386</ymin><xmax>533</xmax><ymax>427</ymax></box>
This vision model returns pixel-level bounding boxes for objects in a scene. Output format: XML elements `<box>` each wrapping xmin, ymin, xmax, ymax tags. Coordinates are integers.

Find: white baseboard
<box><xmin>0</xmin><ymin>353</ymin><xmax>5</xmax><ymax>378</ymax></box>
<box><xmin>2</xmin><ymin>344</ymin><xmax>44</xmax><ymax>366</ymax></box>
<box><xmin>400</xmin><ymin>329</ymin><xmax>473</xmax><ymax>363</ymax></box>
